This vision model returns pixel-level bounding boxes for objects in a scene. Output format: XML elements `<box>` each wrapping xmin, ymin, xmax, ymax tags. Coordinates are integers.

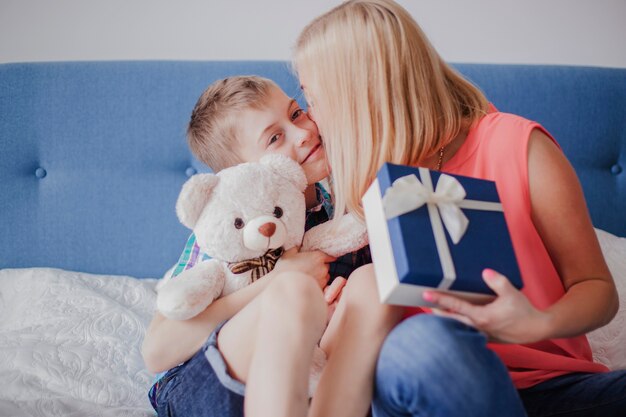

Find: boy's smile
<box><xmin>236</xmin><ymin>85</ymin><xmax>329</xmax><ymax>185</ymax></box>
<box><xmin>301</xmin><ymin>142</ymin><xmax>323</xmax><ymax>165</ymax></box>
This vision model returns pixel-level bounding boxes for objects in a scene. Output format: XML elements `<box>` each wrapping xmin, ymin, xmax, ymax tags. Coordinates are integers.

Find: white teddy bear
<box><xmin>157</xmin><ymin>154</ymin><xmax>368</xmax><ymax>320</ymax></box>
<box><xmin>156</xmin><ymin>154</ymin><xmax>368</xmax><ymax>397</ymax></box>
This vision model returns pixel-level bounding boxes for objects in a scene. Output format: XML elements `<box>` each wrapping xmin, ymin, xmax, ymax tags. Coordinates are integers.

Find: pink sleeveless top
<box><xmin>442</xmin><ymin>109</ymin><xmax>608</xmax><ymax>389</ymax></box>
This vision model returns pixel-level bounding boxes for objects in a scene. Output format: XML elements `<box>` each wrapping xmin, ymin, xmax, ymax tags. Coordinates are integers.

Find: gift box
<box><xmin>362</xmin><ymin>163</ymin><xmax>522</xmax><ymax>307</ymax></box>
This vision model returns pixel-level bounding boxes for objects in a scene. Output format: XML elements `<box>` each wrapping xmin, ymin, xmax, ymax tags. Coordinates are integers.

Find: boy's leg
<box><xmin>153</xmin><ymin>334</ymin><xmax>245</xmax><ymax>417</ymax></box>
<box><xmin>310</xmin><ymin>264</ymin><xmax>404</xmax><ymax>417</ymax></box>
<box><xmin>372</xmin><ymin>314</ymin><xmax>526</xmax><ymax>417</ymax></box>
<box><xmin>218</xmin><ymin>271</ymin><xmax>327</xmax><ymax>417</ymax></box>
<box><xmin>518</xmin><ymin>370</ymin><xmax>626</xmax><ymax>417</ymax></box>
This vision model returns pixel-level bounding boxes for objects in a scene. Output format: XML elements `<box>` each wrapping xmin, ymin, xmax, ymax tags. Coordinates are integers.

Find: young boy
<box><xmin>142</xmin><ymin>76</ymin><xmax>375</xmax><ymax>417</ymax></box>
<box><xmin>170</xmin><ymin>76</ymin><xmax>369</xmax><ymax>284</ymax></box>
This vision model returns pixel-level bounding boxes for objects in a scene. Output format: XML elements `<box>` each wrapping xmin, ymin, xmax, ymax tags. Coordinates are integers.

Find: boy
<box><xmin>142</xmin><ymin>76</ymin><xmax>373</xmax><ymax>417</ymax></box>
<box><xmin>171</xmin><ymin>76</ymin><xmax>369</xmax><ymax>283</ymax></box>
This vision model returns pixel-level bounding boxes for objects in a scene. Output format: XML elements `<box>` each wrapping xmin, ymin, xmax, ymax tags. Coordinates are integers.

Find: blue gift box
<box><xmin>362</xmin><ymin>163</ymin><xmax>523</xmax><ymax>307</ymax></box>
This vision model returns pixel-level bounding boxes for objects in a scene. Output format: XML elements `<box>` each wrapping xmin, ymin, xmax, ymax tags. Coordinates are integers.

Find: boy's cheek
<box><xmin>304</xmin><ymin>164</ymin><xmax>329</xmax><ymax>185</ymax></box>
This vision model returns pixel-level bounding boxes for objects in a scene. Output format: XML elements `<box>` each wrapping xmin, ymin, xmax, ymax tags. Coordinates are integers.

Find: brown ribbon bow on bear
<box><xmin>227</xmin><ymin>247</ymin><xmax>285</xmax><ymax>281</ymax></box>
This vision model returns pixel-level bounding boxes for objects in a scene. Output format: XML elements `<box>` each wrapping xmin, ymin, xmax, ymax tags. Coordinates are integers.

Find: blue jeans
<box><xmin>519</xmin><ymin>370</ymin><xmax>626</xmax><ymax>416</ymax></box>
<box><xmin>372</xmin><ymin>314</ymin><xmax>527</xmax><ymax>417</ymax></box>
<box><xmin>151</xmin><ymin>321</ymin><xmax>245</xmax><ymax>417</ymax></box>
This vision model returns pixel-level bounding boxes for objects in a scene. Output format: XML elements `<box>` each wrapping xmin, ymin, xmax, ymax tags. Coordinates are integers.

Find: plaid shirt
<box><xmin>170</xmin><ymin>183</ymin><xmax>371</xmax><ymax>282</ymax></box>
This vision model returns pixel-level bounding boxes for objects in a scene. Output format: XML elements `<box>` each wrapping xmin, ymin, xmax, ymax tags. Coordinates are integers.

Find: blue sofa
<box><xmin>1</xmin><ymin>61</ymin><xmax>625</xmax><ymax>278</ymax></box>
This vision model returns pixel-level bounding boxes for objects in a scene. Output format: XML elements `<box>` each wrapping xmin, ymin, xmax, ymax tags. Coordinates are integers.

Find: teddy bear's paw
<box><xmin>156</xmin><ymin>290</ymin><xmax>212</xmax><ymax>321</ymax></box>
<box><xmin>308</xmin><ymin>346</ymin><xmax>328</xmax><ymax>398</ymax></box>
<box><xmin>157</xmin><ymin>297</ymin><xmax>208</xmax><ymax>320</ymax></box>
<box><xmin>303</xmin><ymin>212</ymin><xmax>369</xmax><ymax>257</ymax></box>
<box><xmin>156</xmin><ymin>262</ymin><xmax>225</xmax><ymax>320</ymax></box>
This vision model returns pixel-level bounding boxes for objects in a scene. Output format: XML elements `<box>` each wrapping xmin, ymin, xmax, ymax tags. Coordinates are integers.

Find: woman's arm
<box><xmin>423</xmin><ymin>129</ymin><xmax>618</xmax><ymax>344</ymax></box>
<box><xmin>525</xmin><ymin>128</ymin><xmax>618</xmax><ymax>338</ymax></box>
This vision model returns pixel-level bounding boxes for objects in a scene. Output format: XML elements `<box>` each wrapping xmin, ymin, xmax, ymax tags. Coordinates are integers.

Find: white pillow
<box><xmin>0</xmin><ymin>268</ymin><xmax>158</xmax><ymax>417</ymax></box>
<box><xmin>587</xmin><ymin>228</ymin><xmax>626</xmax><ymax>370</ymax></box>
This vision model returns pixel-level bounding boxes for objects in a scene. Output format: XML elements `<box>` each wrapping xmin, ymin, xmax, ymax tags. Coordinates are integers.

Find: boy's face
<box><xmin>237</xmin><ymin>86</ymin><xmax>328</xmax><ymax>185</ymax></box>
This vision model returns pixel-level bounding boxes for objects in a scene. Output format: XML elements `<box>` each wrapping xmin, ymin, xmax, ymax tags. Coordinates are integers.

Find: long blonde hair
<box><xmin>294</xmin><ymin>0</ymin><xmax>489</xmax><ymax>221</ymax></box>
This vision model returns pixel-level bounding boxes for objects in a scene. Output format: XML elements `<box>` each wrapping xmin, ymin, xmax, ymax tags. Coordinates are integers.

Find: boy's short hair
<box><xmin>187</xmin><ymin>76</ymin><xmax>278</xmax><ymax>172</ymax></box>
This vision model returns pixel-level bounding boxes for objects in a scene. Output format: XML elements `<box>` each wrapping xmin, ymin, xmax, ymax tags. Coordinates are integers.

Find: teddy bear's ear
<box><xmin>176</xmin><ymin>174</ymin><xmax>220</xmax><ymax>229</ymax></box>
<box><xmin>259</xmin><ymin>154</ymin><xmax>307</xmax><ymax>192</ymax></box>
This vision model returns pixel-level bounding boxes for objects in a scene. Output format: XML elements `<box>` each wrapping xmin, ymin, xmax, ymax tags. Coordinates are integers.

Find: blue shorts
<box><xmin>149</xmin><ymin>321</ymin><xmax>245</xmax><ymax>417</ymax></box>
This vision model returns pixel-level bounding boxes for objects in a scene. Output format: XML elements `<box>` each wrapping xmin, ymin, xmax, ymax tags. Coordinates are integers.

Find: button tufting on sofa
<box><xmin>35</xmin><ymin>167</ymin><xmax>47</xmax><ymax>179</ymax></box>
<box><xmin>611</xmin><ymin>164</ymin><xmax>623</xmax><ymax>175</ymax></box>
<box><xmin>185</xmin><ymin>167</ymin><xmax>197</xmax><ymax>177</ymax></box>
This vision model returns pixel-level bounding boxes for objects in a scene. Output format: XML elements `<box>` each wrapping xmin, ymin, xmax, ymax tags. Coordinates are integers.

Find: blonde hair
<box><xmin>187</xmin><ymin>76</ymin><xmax>278</xmax><ymax>172</ymax></box>
<box><xmin>294</xmin><ymin>0</ymin><xmax>489</xmax><ymax>220</ymax></box>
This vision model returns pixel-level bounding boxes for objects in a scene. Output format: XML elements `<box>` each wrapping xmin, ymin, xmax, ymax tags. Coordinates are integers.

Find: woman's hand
<box><xmin>274</xmin><ymin>247</ymin><xmax>336</xmax><ymax>289</ymax></box>
<box><xmin>423</xmin><ymin>268</ymin><xmax>550</xmax><ymax>344</ymax></box>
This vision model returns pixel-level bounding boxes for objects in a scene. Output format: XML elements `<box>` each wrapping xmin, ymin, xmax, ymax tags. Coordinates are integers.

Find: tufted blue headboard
<box><xmin>1</xmin><ymin>61</ymin><xmax>624</xmax><ymax>278</ymax></box>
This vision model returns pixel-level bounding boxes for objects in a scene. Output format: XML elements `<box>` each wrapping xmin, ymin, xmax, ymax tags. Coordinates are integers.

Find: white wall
<box><xmin>1</xmin><ymin>0</ymin><xmax>625</xmax><ymax>68</ymax></box>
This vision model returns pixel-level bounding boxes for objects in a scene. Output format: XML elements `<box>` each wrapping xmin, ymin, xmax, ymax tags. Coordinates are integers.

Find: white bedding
<box><xmin>0</xmin><ymin>268</ymin><xmax>158</xmax><ymax>417</ymax></box>
<box><xmin>0</xmin><ymin>229</ymin><xmax>624</xmax><ymax>417</ymax></box>
<box><xmin>588</xmin><ymin>228</ymin><xmax>626</xmax><ymax>370</ymax></box>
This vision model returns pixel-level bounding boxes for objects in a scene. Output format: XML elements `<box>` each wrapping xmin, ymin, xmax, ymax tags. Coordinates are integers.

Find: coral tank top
<box><xmin>439</xmin><ymin>108</ymin><xmax>608</xmax><ymax>389</ymax></box>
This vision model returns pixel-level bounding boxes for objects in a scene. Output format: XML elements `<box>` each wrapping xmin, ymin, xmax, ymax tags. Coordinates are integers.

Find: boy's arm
<box><xmin>145</xmin><ymin>232</ymin><xmax>217</xmax><ymax>372</ymax></box>
<box><xmin>143</xmin><ymin>270</ymin><xmax>277</xmax><ymax>373</ymax></box>
<box><xmin>143</xmin><ymin>244</ymin><xmax>336</xmax><ymax>373</ymax></box>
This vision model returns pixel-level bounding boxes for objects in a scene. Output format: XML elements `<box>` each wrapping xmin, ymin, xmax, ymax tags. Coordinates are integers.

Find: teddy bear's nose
<box><xmin>258</xmin><ymin>222</ymin><xmax>276</xmax><ymax>238</ymax></box>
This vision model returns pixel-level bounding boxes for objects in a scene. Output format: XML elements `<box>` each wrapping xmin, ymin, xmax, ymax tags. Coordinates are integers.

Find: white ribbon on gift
<box><xmin>382</xmin><ymin>167</ymin><xmax>503</xmax><ymax>290</ymax></box>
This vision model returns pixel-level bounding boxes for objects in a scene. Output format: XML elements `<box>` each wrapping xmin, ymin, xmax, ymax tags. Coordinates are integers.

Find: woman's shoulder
<box><xmin>447</xmin><ymin>107</ymin><xmax>555</xmax><ymax>178</ymax></box>
<box><xmin>474</xmin><ymin>109</ymin><xmax>540</xmax><ymax>136</ymax></box>
<box><xmin>470</xmin><ymin>109</ymin><xmax>552</xmax><ymax>154</ymax></box>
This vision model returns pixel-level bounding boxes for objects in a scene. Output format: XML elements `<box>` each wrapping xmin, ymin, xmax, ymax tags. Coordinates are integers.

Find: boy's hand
<box><xmin>324</xmin><ymin>276</ymin><xmax>346</xmax><ymax>323</ymax></box>
<box><xmin>324</xmin><ymin>276</ymin><xmax>346</xmax><ymax>304</ymax></box>
<box><xmin>274</xmin><ymin>247</ymin><xmax>336</xmax><ymax>289</ymax></box>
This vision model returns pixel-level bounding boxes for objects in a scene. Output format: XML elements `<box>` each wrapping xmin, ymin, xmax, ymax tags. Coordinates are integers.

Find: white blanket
<box><xmin>0</xmin><ymin>229</ymin><xmax>624</xmax><ymax>416</ymax></box>
<box><xmin>587</xmin><ymin>228</ymin><xmax>626</xmax><ymax>370</ymax></box>
<box><xmin>0</xmin><ymin>268</ymin><xmax>158</xmax><ymax>417</ymax></box>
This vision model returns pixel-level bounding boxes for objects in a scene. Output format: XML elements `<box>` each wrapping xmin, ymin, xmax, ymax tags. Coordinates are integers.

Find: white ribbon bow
<box><xmin>382</xmin><ymin>168</ymin><xmax>503</xmax><ymax>289</ymax></box>
<box><xmin>382</xmin><ymin>172</ymin><xmax>469</xmax><ymax>244</ymax></box>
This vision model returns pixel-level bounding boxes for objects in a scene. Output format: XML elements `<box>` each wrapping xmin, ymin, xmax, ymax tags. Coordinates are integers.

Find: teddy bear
<box><xmin>156</xmin><ymin>153</ymin><xmax>369</xmax><ymax>321</ymax></box>
<box><xmin>156</xmin><ymin>154</ymin><xmax>368</xmax><ymax>397</ymax></box>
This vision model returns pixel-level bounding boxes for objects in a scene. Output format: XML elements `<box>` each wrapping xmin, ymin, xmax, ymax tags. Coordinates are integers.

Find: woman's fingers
<box><xmin>482</xmin><ymin>268</ymin><xmax>516</xmax><ymax>297</ymax></box>
<box><xmin>431</xmin><ymin>307</ymin><xmax>476</xmax><ymax>328</ymax></box>
<box><xmin>423</xmin><ymin>290</ymin><xmax>479</xmax><ymax>318</ymax></box>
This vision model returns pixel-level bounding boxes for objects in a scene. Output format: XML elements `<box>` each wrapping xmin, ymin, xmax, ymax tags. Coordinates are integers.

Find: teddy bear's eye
<box><xmin>234</xmin><ymin>218</ymin><xmax>245</xmax><ymax>229</ymax></box>
<box><xmin>273</xmin><ymin>206</ymin><xmax>283</xmax><ymax>218</ymax></box>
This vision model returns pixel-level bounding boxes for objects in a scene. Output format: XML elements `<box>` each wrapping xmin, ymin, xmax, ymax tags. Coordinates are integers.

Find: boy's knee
<box><xmin>342</xmin><ymin>265</ymin><xmax>400</xmax><ymax>321</ymax></box>
<box><xmin>261</xmin><ymin>272</ymin><xmax>326</xmax><ymax>324</ymax></box>
<box><xmin>343</xmin><ymin>264</ymin><xmax>378</xmax><ymax>302</ymax></box>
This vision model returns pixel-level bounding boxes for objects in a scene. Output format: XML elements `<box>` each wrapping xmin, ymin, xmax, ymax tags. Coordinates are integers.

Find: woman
<box><xmin>293</xmin><ymin>1</ymin><xmax>625</xmax><ymax>416</ymax></box>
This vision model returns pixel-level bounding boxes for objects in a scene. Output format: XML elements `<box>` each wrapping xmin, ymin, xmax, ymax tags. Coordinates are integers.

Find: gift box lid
<box><xmin>371</xmin><ymin>163</ymin><xmax>522</xmax><ymax>297</ymax></box>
